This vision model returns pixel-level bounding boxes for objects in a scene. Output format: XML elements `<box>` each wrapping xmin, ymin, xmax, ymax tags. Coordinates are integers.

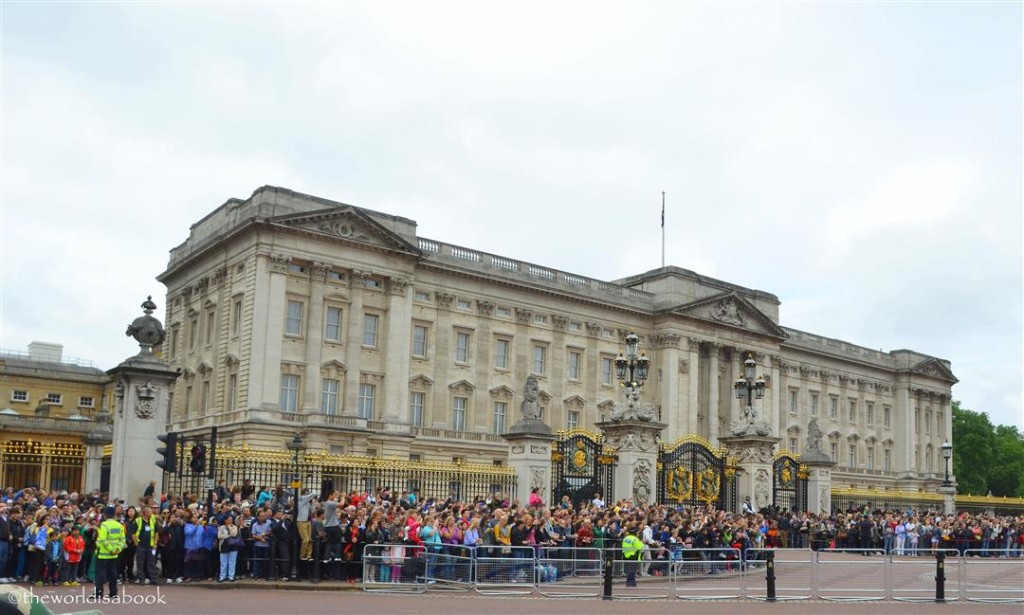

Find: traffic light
<box><xmin>156</xmin><ymin>432</ymin><xmax>178</xmax><ymax>474</ymax></box>
<box><xmin>189</xmin><ymin>443</ymin><xmax>206</xmax><ymax>474</ymax></box>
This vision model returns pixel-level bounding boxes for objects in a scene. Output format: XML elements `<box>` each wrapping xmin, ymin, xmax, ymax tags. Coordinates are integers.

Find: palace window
<box><xmin>789</xmin><ymin>389</ymin><xmax>798</xmax><ymax>414</ymax></box>
<box><xmin>533</xmin><ymin>345</ymin><xmax>546</xmax><ymax>375</ymax></box>
<box><xmin>492</xmin><ymin>401</ymin><xmax>507</xmax><ymax>434</ymax></box>
<box><xmin>810</xmin><ymin>392</ymin><xmax>818</xmax><ymax>417</ymax></box>
<box><xmin>325</xmin><ymin>307</ymin><xmax>343</xmax><ymax>342</ymax></box>
<box><xmin>848</xmin><ymin>444</ymin><xmax>856</xmax><ymax>467</ymax></box>
<box><xmin>45</xmin><ymin>393</ymin><xmax>62</xmax><ymax>405</ymax></box>
<box><xmin>866</xmin><ymin>402</ymin><xmax>874</xmax><ymax>425</ymax></box>
<box><xmin>232</xmin><ymin>299</ymin><xmax>242</xmax><ymax>336</ymax></box>
<box><xmin>205</xmin><ymin>309</ymin><xmax>216</xmax><ymax>345</ymax></box>
<box><xmin>280</xmin><ymin>375</ymin><xmax>299</xmax><ymax>412</ymax></box>
<box><xmin>410</xmin><ymin>392</ymin><xmax>425</xmax><ymax>427</ymax></box>
<box><xmin>358</xmin><ymin>383</ymin><xmax>375</xmax><ymax>419</ymax></box>
<box><xmin>363</xmin><ymin>314</ymin><xmax>379</xmax><ymax>347</ymax></box>
<box><xmin>413</xmin><ymin>325</ymin><xmax>429</xmax><ymax>358</ymax></box>
<box><xmin>321</xmin><ymin>378</ymin><xmax>340</xmax><ymax>415</ymax></box>
<box><xmin>884</xmin><ymin>449</ymin><xmax>892</xmax><ymax>471</ymax></box>
<box><xmin>455</xmin><ymin>331</ymin><xmax>471</xmax><ymax>363</ymax></box>
<box><xmin>227</xmin><ymin>375</ymin><xmax>237</xmax><ymax>412</ymax></box>
<box><xmin>867</xmin><ymin>446</ymin><xmax>875</xmax><ymax>470</ymax></box>
<box><xmin>285</xmin><ymin>301</ymin><xmax>304</xmax><ymax>336</ymax></box>
<box><xmin>414</xmin><ymin>290</ymin><xmax>431</xmax><ymax>303</ymax></box>
<box><xmin>568</xmin><ymin>351</ymin><xmax>581</xmax><ymax>381</ymax></box>
<box><xmin>830</xmin><ymin>396</ymin><xmax>838</xmax><ymax>419</ymax></box>
<box><xmin>494</xmin><ymin>339</ymin><xmax>510</xmax><ymax>370</ymax></box>
<box><xmin>601</xmin><ymin>357</ymin><xmax>613</xmax><ymax>386</ymax></box>
<box><xmin>200</xmin><ymin>380</ymin><xmax>210</xmax><ymax>415</ymax></box>
<box><xmin>567</xmin><ymin>410</ymin><xmax>580</xmax><ymax>430</ymax></box>
<box><xmin>11</xmin><ymin>390</ymin><xmax>28</xmax><ymax>403</ymax></box>
<box><xmin>848</xmin><ymin>399</ymin><xmax>856</xmax><ymax>422</ymax></box>
<box><xmin>453</xmin><ymin>397</ymin><xmax>467</xmax><ymax>431</ymax></box>
<box><xmin>78</xmin><ymin>396</ymin><xmax>94</xmax><ymax>408</ymax></box>
<box><xmin>830</xmin><ymin>442</ymin><xmax>838</xmax><ymax>463</ymax></box>
<box><xmin>884</xmin><ymin>405</ymin><xmax>891</xmax><ymax>428</ymax></box>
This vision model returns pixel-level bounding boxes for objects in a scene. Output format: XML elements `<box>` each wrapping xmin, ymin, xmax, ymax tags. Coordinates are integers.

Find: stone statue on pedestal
<box><xmin>801</xmin><ymin>418</ymin><xmax>831</xmax><ymax>462</ymax></box>
<box><xmin>520</xmin><ymin>375</ymin><xmax>542</xmax><ymax>420</ymax></box>
<box><xmin>729</xmin><ymin>403</ymin><xmax>772</xmax><ymax>437</ymax></box>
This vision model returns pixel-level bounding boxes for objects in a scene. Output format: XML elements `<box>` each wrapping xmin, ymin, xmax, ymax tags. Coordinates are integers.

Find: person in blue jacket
<box><xmin>203</xmin><ymin>517</ymin><xmax>219</xmax><ymax>580</ymax></box>
<box><xmin>183</xmin><ymin>512</ymin><xmax>205</xmax><ymax>582</ymax></box>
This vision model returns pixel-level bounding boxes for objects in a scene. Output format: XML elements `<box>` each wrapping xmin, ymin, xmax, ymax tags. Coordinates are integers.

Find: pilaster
<box><xmin>598</xmin><ymin>419</ymin><xmax>666</xmax><ymax>505</ymax></box>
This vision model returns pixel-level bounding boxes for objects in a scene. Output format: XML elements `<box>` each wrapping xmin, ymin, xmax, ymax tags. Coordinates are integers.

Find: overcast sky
<box><xmin>2</xmin><ymin>2</ymin><xmax>1021</xmax><ymax>429</ymax></box>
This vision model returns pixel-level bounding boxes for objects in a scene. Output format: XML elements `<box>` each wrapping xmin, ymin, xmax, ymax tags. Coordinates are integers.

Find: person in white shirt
<box><xmin>742</xmin><ymin>497</ymin><xmax>756</xmax><ymax>514</ymax></box>
<box><xmin>640</xmin><ymin>523</ymin><xmax>654</xmax><ymax>576</ymax></box>
<box><xmin>591</xmin><ymin>492</ymin><xmax>605</xmax><ymax>510</ymax></box>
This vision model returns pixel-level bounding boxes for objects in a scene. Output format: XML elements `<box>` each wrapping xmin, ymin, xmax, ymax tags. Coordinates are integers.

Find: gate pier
<box><xmin>597</xmin><ymin>418</ymin><xmax>665</xmax><ymax>505</ymax></box>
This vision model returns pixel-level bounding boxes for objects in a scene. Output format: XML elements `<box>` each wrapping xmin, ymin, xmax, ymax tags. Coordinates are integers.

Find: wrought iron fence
<box><xmin>162</xmin><ymin>442</ymin><xmax>517</xmax><ymax>501</ymax></box>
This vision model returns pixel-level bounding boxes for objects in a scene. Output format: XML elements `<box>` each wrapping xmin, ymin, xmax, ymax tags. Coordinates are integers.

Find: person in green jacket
<box><xmin>94</xmin><ymin>506</ymin><xmax>126</xmax><ymax>599</ymax></box>
<box><xmin>622</xmin><ymin>526</ymin><xmax>643</xmax><ymax>588</ymax></box>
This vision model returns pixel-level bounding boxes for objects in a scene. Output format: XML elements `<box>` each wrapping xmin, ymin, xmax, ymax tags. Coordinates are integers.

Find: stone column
<box><xmin>654</xmin><ymin>333</ymin><xmax>682</xmax><ymax>438</ymax></box>
<box><xmin>342</xmin><ymin>274</ymin><xmax>366</xmax><ymax>416</ymax></box>
<box><xmin>381</xmin><ymin>277</ymin><xmax>412</xmax><ymax>422</ymax></box>
<box><xmin>708</xmin><ymin>343</ymin><xmax>721</xmax><ymax>447</ymax></box>
<box><xmin>302</xmin><ymin>263</ymin><xmax>329</xmax><ymax>414</ymax></box>
<box><xmin>475</xmin><ymin>301</ymin><xmax>495</xmax><ymax>431</ymax></box>
<box><xmin>84</xmin><ymin>429</ymin><xmax>112</xmax><ymax>493</ymax></box>
<box><xmin>769</xmin><ymin>355</ymin><xmax>782</xmax><ymax>438</ymax></box>
<box><xmin>502</xmin><ymin>416</ymin><xmax>555</xmax><ymax>503</ymax></box>
<box><xmin>597</xmin><ymin>419</ymin><xmax>666</xmax><ymax>505</ymax></box>
<box><xmin>686</xmin><ymin>338</ymin><xmax>701</xmax><ymax>436</ymax></box>
<box><xmin>430</xmin><ymin>293</ymin><xmax>455</xmax><ymax>426</ymax></box>
<box><xmin>803</xmin><ymin>459</ymin><xmax>836</xmax><ymax>515</ymax></box>
<box><xmin>720</xmin><ymin>435</ymin><xmax>780</xmax><ymax>514</ymax></box>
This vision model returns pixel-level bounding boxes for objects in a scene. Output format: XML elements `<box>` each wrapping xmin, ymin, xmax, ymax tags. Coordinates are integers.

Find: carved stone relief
<box><xmin>708</xmin><ymin>297</ymin><xmax>746</xmax><ymax>327</ymax></box>
<box><xmin>515</xmin><ymin>308</ymin><xmax>533</xmax><ymax>324</ymax></box>
<box><xmin>633</xmin><ymin>459</ymin><xmax>652</xmax><ymax>504</ymax></box>
<box><xmin>754</xmin><ymin>469</ymin><xmax>771</xmax><ymax>510</ymax></box>
<box><xmin>530</xmin><ymin>468</ymin><xmax>546</xmax><ymax>493</ymax></box>
<box><xmin>435</xmin><ymin>292</ymin><xmax>455</xmax><ymax>309</ymax></box>
<box><xmin>819</xmin><ymin>485</ymin><xmax>830</xmax><ymax>514</ymax></box>
<box><xmin>530</xmin><ymin>445</ymin><xmax>548</xmax><ymax>455</ymax></box>
<box><xmin>510</xmin><ymin>445</ymin><xmax>525</xmax><ymax>454</ymax></box>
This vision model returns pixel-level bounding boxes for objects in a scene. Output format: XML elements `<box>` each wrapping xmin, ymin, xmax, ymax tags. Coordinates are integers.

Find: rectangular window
<box><xmin>601</xmin><ymin>357</ymin><xmax>613</xmax><ymax>385</ymax></box>
<box><xmin>830</xmin><ymin>396</ymin><xmax>838</xmax><ymax>419</ymax></box>
<box><xmin>493</xmin><ymin>401</ymin><xmax>507</xmax><ymax>434</ymax></box>
<box><xmin>848</xmin><ymin>444</ymin><xmax>856</xmax><ymax>467</ymax></box>
<box><xmin>884</xmin><ymin>449</ymin><xmax>892</xmax><ymax>471</ymax></box>
<box><xmin>810</xmin><ymin>393</ymin><xmax>818</xmax><ymax>417</ymax></box>
<box><xmin>409</xmin><ymin>453</ymin><xmax>421</xmax><ymax>462</ymax></box>
<box><xmin>789</xmin><ymin>437</ymin><xmax>798</xmax><ymax>453</ymax></box>
<box><xmin>232</xmin><ymin>299</ymin><xmax>242</xmax><ymax>336</ymax></box>
<box><xmin>325</xmin><ymin>307</ymin><xmax>343</xmax><ymax>342</ymax></box>
<box><xmin>455</xmin><ymin>332</ymin><xmax>470</xmax><ymax>363</ymax></box>
<box><xmin>45</xmin><ymin>393</ymin><xmax>62</xmax><ymax>405</ymax></box>
<box><xmin>189</xmin><ymin>317</ymin><xmax>198</xmax><ymax>350</ymax></box>
<box><xmin>789</xmin><ymin>389</ymin><xmax>798</xmax><ymax>414</ymax></box>
<box><xmin>227</xmin><ymin>375</ymin><xmax>237</xmax><ymax>412</ymax></box>
<box><xmin>848</xmin><ymin>400</ymin><xmax>856</xmax><ymax>422</ymax></box>
<box><xmin>363</xmin><ymin>314</ymin><xmax>379</xmax><ymax>347</ymax></box>
<box><xmin>410</xmin><ymin>392</ymin><xmax>425</xmax><ymax>426</ymax></box>
<box><xmin>534</xmin><ymin>314</ymin><xmax>547</xmax><ymax>325</ymax></box>
<box><xmin>884</xmin><ymin>406</ymin><xmax>891</xmax><ymax>428</ymax></box>
<box><xmin>205</xmin><ymin>309</ymin><xmax>215</xmax><ymax>345</ymax></box>
<box><xmin>456</xmin><ymin>299</ymin><xmax>472</xmax><ymax>310</ymax></box>
<box><xmin>185</xmin><ymin>385</ymin><xmax>193</xmax><ymax>416</ymax></box>
<box><xmin>867</xmin><ymin>447</ymin><xmax>875</xmax><ymax>470</ymax></box>
<box><xmin>533</xmin><ymin>345</ymin><xmax>546</xmax><ymax>375</ymax></box>
<box><xmin>496</xmin><ymin>307</ymin><xmax>512</xmax><ymax>318</ymax></box>
<box><xmin>926</xmin><ymin>412</ymin><xmax>931</xmax><ymax>434</ymax></box>
<box><xmin>569</xmin><ymin>322</ymin><xmax>583</xmax><ymax>332</ymax></box>
<box><xmin>288</xmin><ymin>263</ymin><xmax>306</xmax><ymax>274</ymax></box>
<box><xmin>414</xmin><ymin>291</ymin><xmax>431</xmax><ymax>302</ymax></box>
<box><xmin>321</xmin><ymin>378</ymin><xmax>340</xmax><ymax>415</ymax></box>
<box><xmin>567</xmin><ymin>409</ymin><xmax>580</xmax><ymax>430</ymax></box>
<box><xmin>364</xmin><ymin>278</ymin><xmax>381</xmax><ymax>289</ymax></box>
<box><xmin>11</xmin><ymin>390</ymin><xmax>28</xmax><ymax>402</ymax></box>
<box><xmin>358</xmin><ymin>383</ymin><xmax>375</xmax><ymax>419</ymax></box>
<box><xmin>452</xmin><ymin>397</ymin><xmax>467</xmax><ymax>431</ymax></box>
<box><xmin>568</xmin><ymin>351</ymin><xmax>581</xmax><ymax>381</ymax></box>
<box><xmin>280</xmin><ymin>375</ymin><xmax>299</xmax><ymax>412</ymax></box>
<box><xmin>170</xmin><ymin>328</ymin><xmax>178</xmax><ymax>358</ymax></box>
<box><xmin>200</xmin><ymin>380</ymin><xmax>210</xmax><ymax>414</ymax></box>
<box><xmin>285</xmin><ymin>300</ymin><xmax>303</xmax><ymax>336</ymax></box>
<box><xmin>413</xmin><ymin>325</ymin><xmax>428</xmax><ymax>358</ymax></box>
<box><xmin>78</xmin><ymin>396</ymin><xmax>94</xmax><ymax>408</ymax></box>
<box><xmin>830</xmin><ymin>442</ymin><xmax>838</xmax><ymax>463</ymax></box>
<box><xmin>328</xmin><ymin>270</ymin><xmax>346</xmax><ymax>282</ymax></box>
<box><xmin>494</xmin><ymin>339</ymin><xmax>510</xmax><ymax>369</ymax></box>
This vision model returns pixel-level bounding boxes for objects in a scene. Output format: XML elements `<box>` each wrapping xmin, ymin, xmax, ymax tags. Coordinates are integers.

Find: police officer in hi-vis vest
<box><xmin>621</xmin><ymin>526</ymin><xmax>643</xmax><ymax>588</ymax></box>
<box><xmin>95</xmin><ymin>505</ymin><xmax>127</xmax><ymax>599</ymax></box>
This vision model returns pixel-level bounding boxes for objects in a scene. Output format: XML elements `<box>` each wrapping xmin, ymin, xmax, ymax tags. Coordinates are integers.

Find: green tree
<box><xmin>950</xmin><ymin>401</ymin><xmax>993</xmax><ymax>495</ymax></box>
<box><xmin>989</xmin><ymin>424</ymin><xmax>1024</xmax><ymax>497</ymax></box>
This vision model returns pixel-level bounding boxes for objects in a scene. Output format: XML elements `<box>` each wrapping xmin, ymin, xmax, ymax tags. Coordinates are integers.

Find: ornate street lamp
<box><xmin>286</xmin><ymin>432</ymin><xmax>307</xmax><ymax>580</ymax></box>
<box><xmin>941</xmin><ymin>440</ymin><xmax>953</xmax><ymax>487</ymax></box>
<box><xmin>615</xmin><ymin>332</ymin><xmax>650</xmax><ymax>408</ymax></box>
<box><xmin>733</xmin><ymin>353</ymin><xmax>766</xmax><ymax>407</ymax></box>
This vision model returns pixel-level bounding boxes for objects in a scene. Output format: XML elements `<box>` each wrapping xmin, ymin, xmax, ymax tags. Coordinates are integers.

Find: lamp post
<box><xmin>941</xmin><ymin>441</ymin><xmax>953</xmax><ymax>487</ymax></box>
<box><xmin>286</xmin><ymin>432</ymin><xmax>307</xmax><ymax>580</ymax></box>
<box><xmin>614</xmin><ymin>332</ymin><xmax>651</xmax><ymax>410</ymax></box>
<box><xmin>733</xmin><ymin>353</ymin><xmax>766</xmax><ymax>418</ymax></box>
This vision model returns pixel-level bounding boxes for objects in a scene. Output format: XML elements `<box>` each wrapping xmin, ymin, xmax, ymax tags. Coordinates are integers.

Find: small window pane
<box><xmin>363</xmin><ymin>314</ymin><xmax>379</xmax><ymax>346</ymax></box>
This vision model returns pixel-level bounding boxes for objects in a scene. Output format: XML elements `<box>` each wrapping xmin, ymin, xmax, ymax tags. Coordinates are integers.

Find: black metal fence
<box><xmin>162</xmin><ymin>442</ymin><xmax>517</xmax><ymax>502</ymax></box>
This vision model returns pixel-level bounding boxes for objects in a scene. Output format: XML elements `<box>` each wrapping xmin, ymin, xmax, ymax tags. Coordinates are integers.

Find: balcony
<box><xmin>0</xmin><ymin>413</ymin><xmax>98</xmax><ymax>435</ymax></box>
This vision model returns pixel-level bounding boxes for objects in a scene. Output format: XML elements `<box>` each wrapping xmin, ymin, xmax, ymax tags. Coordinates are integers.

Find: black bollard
<box><xmin>766</xmin><ymin>551</ymin><xmax>777</xmax><ymax>603</ymax></box>
<box><xmin>935</xmin><ymin>551</ymin><xmax>946</xmax><ymax>603</ymax></box>
<box><xmin>602</xmin><ymin>549</ymin><xmax>613</xmax><ymax>600</ymax></box>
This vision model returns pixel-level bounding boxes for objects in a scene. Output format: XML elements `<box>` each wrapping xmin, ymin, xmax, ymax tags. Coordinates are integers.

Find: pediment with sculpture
<box><xmin>668</xmin><ymin>291</ymin><xmax>787</xmax><ymax>339</ymax></box>
<box><xmin>271</xmin><ymin>207</ymin><xmax>420</xmax><ymax>255</ymax></box>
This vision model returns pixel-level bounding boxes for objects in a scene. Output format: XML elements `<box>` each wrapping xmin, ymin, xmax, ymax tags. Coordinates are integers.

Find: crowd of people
<box><xmin>0</xmin><ymin>480</ymin><xmax>1022</xmax><ymax>598</ymax></box>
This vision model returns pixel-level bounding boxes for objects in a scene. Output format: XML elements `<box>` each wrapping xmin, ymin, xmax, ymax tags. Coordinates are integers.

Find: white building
<box><xmin>158</xmin><ymin>186</ymin><xmax>957</xmax><ymax>493</ymax></box>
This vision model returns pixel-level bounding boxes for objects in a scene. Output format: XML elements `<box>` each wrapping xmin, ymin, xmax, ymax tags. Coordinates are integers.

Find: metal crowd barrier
<box><xmin>475</xmin><ymin>546</ymin><xmax>537</xmax><ymax>595</ymax></box>
<box><xmin>669</xmin><ymin>547</ymin><xmax>744</xmax><ymax>600</ymax></box>
<box><xmin>890</xmin><ymin>548</ymin><xmax>961</xmax><ymax>602</ymax></box>
<box><xmin>535</xmin><ymin>546</ymin><xmax>603</xmax><ymax>598</ymax></box>
<box><xmin>361</xmin><ymin>544</ymin><xmax>426</xmax><ymax>593</ymax></box>
<box><xmin>962</xmin><ymin>549</ymin><xmax>1024</xmax><ymax>603</ymax></box>
<box><xmin>815</xmin><ymin>548</ymin><xmax>889</xmax><ymax>601</ymax></box>
<box><xmin>744</xmin><ymin>548</ymin><xmax>813</xmax><ymax>601</ymax></box>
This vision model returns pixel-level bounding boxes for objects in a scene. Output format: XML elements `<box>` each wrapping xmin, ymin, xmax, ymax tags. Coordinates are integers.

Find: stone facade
<box><xmin>157</xmin><ymin>186</ymin><xmax>957</xmax><ymax>494</ymax></box>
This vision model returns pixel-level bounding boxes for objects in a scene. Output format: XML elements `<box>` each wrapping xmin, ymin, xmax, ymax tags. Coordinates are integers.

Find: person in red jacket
<box><xmin>62</xmin><ymin>526</ymin><xmax>85</xmax><ymax>586</ymax></box>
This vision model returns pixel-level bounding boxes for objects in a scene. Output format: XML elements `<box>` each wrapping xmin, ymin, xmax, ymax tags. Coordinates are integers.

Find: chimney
<box><xmin>27</xmin><ymin>341</ymin><xmax>63</xmax><ymax>363</ymax></box>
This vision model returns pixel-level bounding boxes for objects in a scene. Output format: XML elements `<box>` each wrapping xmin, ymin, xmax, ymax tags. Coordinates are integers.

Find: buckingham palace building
<box><xmin>157</xmin><ymin>186</ymin><xmax>957</xmax><ymax>496</ymax></box>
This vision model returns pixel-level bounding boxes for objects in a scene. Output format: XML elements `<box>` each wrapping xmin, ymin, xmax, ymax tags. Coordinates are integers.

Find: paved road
<box><xmin>5</xmin><ymin>582</ymin><xmax>1023</xmax><ymax>615</ymax></box>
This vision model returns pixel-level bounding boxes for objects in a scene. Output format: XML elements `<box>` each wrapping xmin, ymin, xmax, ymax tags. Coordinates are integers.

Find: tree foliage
<box><xmin>951</xmin><ymin>400</ymin><xmax>1024</xmax><ymax>497</ymax></box>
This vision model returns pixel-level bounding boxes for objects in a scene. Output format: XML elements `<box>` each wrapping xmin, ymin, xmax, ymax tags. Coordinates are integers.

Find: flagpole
<box><xmin>661</xmin><ymin>191</ymin><xmax>666</xmax><ymax>269</ymax></box>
